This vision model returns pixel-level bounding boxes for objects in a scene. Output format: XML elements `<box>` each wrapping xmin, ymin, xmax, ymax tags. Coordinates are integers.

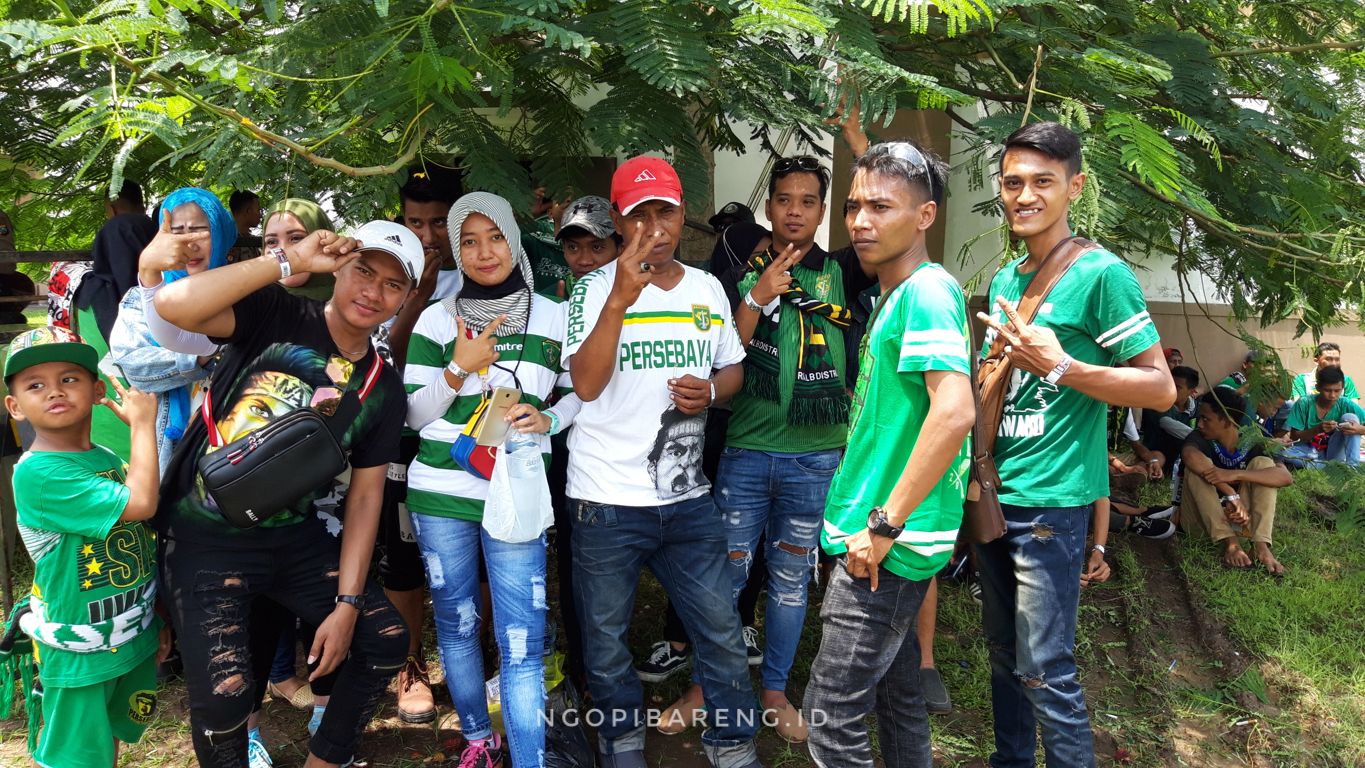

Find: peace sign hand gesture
<box><xmin>138</xmin><ymin>214</ymin><xmax>212</xmax><ymax>287</ymax></box>
<box><xmin>452</xmin><ymin>315</ymin><xmax>505</xmax><ymax>373</ymax></box>
<box><xmin>607</xmin><ymin>221</ymin><xmax>667</xmax><ymax>309</ymax></box>
<box><xmin>977</xmin><ymin>296</ymin><xmax>1068</xmax><ymax>379</ymax></box>
<box><xmin>749</xmin><ymin>243</ymin><xmax>802</xmax><ymax>306</ymax></box>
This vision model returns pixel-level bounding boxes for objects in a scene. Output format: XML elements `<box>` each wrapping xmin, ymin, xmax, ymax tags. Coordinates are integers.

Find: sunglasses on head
<box><xmin>880</xmin><ymin>142</ymin><xmax>929</xmax><ymax>175</ymax></box>
<box><xmin>773</xmin><ymin>156</ymin><xmax>825</xmax><ymax>173</ymax></box>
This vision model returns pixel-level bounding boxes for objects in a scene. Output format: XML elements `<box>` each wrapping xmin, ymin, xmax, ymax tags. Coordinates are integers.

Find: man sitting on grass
<box><xmin>1181</xmin><ymin>387</ymin><xmax>1292</xmax><ymax>575</ymax></box>
<box><xmin>1284</xmin><ymin>366</ymin><xmax>1365</xmax><ymax>467</ymax></box>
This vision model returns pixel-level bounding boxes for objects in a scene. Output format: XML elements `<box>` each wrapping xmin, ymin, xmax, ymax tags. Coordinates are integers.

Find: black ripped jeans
<box><xmin>161</xmin><ymin>523</ymin><xmax>409</xmax><ymax>767</ymax></box>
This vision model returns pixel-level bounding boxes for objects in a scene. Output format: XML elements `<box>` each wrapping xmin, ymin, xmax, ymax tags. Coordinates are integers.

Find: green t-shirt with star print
<box><xmin>14</xmin><ymin>446</ymin><xmax>160</xmax><ymax>688</ymax></box>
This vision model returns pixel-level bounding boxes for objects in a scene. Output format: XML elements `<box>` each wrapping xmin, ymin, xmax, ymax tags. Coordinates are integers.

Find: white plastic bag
<box><xmin>483</xmin><ymin>435</ymin><xmax>553</xmax><ymax>543</ymax></box>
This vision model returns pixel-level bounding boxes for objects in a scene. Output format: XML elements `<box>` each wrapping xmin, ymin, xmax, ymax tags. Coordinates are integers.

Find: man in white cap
<box><xmin>152</xmin><ymin>220</ymin><xmax>422</xmax><ymax>768</ymax></box>
<box><xmin>564</xmin><ymin>157</ymin><xmax>760</xmax><ymax>768</ymax></box>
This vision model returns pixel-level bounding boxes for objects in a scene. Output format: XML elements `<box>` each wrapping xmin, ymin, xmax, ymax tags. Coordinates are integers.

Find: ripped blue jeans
<box><xmin>977</xmin><ymin>504</ymin><xmax>1092</xmax><ymax>768</ymax></box>
<box><xmin>973</xmin><ymin>503</ymin><xmax>1095</xmax><ymax>768</ymax></box>
<box><xmin>411</xmin><ymin>513</ymin><xmax>546</xmax><ymax>768</ymax></box>
<box><xmin>713</xmin><ymin>447</ymin><xmax>835</xmax><ymax>692</ymax></box>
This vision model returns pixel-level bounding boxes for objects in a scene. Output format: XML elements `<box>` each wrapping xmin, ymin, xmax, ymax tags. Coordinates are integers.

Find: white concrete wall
<box><xmin>711</xmin><ymin>128</ymin><xmax>835</xmax><ymax>250</ymax></box>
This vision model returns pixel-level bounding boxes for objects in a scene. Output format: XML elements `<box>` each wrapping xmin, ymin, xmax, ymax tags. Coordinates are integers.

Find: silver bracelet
<box><xmin>446</xmin><ymin>361</ymin><xmax>470</xmax><ymax>381</ymax></box>
<box><xmin>708</xmin><ymin>379</ymin><xmax>717</xmax><ymax>407</ymax></box>
<box><xmin>1090</xmin><ymin>544</ymin><xmax>1106</xmax><ymax>555</ymax></box>
<box><xmin>743</xmin><ymin>290</ymin><xmax>763</xmax><ymax>313</ymax></box>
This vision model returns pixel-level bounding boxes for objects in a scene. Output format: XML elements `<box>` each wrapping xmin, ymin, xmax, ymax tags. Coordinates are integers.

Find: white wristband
<box><xmin>709</xmin><ymin>379</ymin><xmax>717</xmax><ymax>407</ymax></box>
<box><xmin>447</xmin><ymin>361</ymin><xmax>470</xmax><ymax>381</ymax></box>
<box><xmin>743</xmin><ymin>290</ymin><xmax>763</xmax><ymax>313</ymax></box>
<box><xmin>270</xmin><ymin>247</ymin><xmax>292</xmax><ymax>279</ymax></box>
<box><xmin>1044</xmin><ymin>353</ymin><xmax>1074</xmax><ymax>385</ymax></box>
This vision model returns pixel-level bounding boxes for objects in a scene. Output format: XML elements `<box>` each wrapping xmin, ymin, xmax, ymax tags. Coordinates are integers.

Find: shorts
<box><xmin>378</xmin><ymin>435</ymin><xmax>427</xmax><ymax>591</ymax></box>
<box><xmin>35</xmin><ymin>650</ymin><xmax>158</xmax><ymax>768</ymax></box>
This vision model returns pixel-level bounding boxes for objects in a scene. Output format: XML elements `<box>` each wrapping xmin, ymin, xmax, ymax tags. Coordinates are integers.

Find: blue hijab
<box><xmin>156</xmin><ymin>187</ymin><xmax>236</xmax><ymax>284</ymax></box>
<box><xmin>154</xmin><ymin>187</ymin><xmax>236</xmax><ymax>439</ymax></box>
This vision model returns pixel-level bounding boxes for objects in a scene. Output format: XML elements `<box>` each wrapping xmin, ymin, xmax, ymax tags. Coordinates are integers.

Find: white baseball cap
<box><xmin>351</xmin><ymin>220</ymin><xmax>424</xmax><ymax>286</ymax></box>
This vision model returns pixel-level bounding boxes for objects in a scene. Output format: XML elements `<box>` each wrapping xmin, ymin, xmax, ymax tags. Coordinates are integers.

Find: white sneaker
<box><xmin>742</xmin><ymin>625</ymin><xmax>763</xmax><ymax>667</ymax></box>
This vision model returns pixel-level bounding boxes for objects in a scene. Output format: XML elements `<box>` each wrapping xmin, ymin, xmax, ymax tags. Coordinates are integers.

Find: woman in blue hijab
<box><xmin>110</xmin><ymin>187</ymin><xmax>237</xmax><ymax>474</ymax></box>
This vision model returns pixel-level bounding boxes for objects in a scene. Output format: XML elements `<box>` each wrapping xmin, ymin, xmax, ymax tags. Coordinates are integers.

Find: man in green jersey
<box><xmin>1290</xmin><ymin>341</ymin><xmax>1359</xmax><ymax>402</ymax></box>
<box><xmin>976</xmin><ymin>122</ymin><xmax>1175</xmax><ymax>768</ymax></box>
<box><xmin>803</xmin><ymin>141</ymin><xmax>974</xmax><ymax>767</ymax></box>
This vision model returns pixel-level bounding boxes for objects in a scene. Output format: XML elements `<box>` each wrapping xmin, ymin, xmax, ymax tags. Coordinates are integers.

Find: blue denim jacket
<box><xmin>109</xmin><ymin>286</ymin><xmax>211</xmax><ymax>475</ymax></box>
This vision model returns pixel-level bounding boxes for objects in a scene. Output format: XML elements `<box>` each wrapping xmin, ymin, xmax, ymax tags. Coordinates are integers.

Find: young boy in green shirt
<box><xmin>3</xmin><ymin>325</ymin><xmax>164</xmax><ymax>768</ymax></box>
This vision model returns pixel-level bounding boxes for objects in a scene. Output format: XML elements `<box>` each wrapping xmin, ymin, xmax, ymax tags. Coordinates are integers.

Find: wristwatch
<box><xmin>1090</xmin><ymin>544</ymin><xmax>1106</xmax><ymax>555</ymax></box>
<box><xmin>335</xmin><ymin>594</ymin><xmax>366</xmax><ymax>611</ymax></box>
<box><xmin>743</xmin><ymin>290</ymin><xmax>763</xmax><ymax>313</ymax></box>
<box><xmin>269</xmin><ymin>246</ymin><xmax>292</xmax><ymax>279</ymax></box>
<box><xmin>866</xmin><ymin>507</ymin><xmax>904</xmax><ymax>539</ymax></box>
<box><xmin>447</xmin><ymin>361</ymin><xmax>471</xmax><ymax>380</ymax></box>
<box><xmin>1044</xmin><ymin>353</ymin><xmax>1074</xmax><ymax>385</ymax></box>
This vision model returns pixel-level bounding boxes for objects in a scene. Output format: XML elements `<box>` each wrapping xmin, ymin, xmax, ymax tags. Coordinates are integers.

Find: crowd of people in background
<box><xmin>1</xmin><ymin>114</ymin><xmax>1349</xmax><ymax>768</ymax></box>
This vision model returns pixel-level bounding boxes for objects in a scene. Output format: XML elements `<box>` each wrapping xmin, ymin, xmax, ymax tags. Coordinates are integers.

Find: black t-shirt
<box><xmin>159</xmin><ymin>285</ymin><xmax>405</xmax><ymax>544</ymax></box>
<box><xmin>1141</xmin><ymin>402</ymin><xmax>1195</xmax><ymax>470</ymax></box>
<box><xmin>1184</xmin><ymin>432</ymin><xmax>1279</xmax><ymax>471</ymax></box>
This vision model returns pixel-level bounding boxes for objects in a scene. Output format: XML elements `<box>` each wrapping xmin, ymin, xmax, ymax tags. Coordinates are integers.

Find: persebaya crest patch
<box><xmin>691</xmin><ymin>304</ymin><xmax>712</xmax><ymax>332</ymax></box>
<box><xmin>128</xmin><ymin>690</ymin><xmax>156</xmax><ymax>724</ymax></box>
<box><xmin>814</xmin><ymin>273</ymin><xmax>832</xmax><ymax>298</ymax></box>
<box><xmin>542</xmin><ymin>338</ymin><xmax>562</xmax><ymax>369</ymax></box>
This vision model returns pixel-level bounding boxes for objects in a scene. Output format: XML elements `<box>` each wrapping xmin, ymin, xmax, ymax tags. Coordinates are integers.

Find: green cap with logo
<box><xmin>4</xmin><ymin>326</ymin><xmax>99</xmax><ymax>380</ymax></box>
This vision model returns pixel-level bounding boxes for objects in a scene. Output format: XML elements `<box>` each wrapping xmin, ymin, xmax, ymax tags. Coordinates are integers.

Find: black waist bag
<box><xmin>197</xmin><ymin>351</ymin><xmax>383</xmax><ymax>529</ymax></box>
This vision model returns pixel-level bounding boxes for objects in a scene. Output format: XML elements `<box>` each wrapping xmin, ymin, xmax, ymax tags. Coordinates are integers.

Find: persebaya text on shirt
<box><xmin>615</xmin><ymin>307</ymin><xmax>724</xmax><ymax>371</ymax></box>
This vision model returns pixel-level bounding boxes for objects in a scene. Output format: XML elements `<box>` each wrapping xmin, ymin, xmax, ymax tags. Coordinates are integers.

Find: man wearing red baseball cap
<box><xmin>562</xmin><ymin>156</ymin><xmax>761</xmax><ymax>768</ymax></box>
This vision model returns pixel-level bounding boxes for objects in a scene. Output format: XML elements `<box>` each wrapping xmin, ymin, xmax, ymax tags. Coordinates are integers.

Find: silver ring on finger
<box><xmin>1004</xmin><ymin>344</ymin><xmax>1013</xmax><ymax>353</ymax></box>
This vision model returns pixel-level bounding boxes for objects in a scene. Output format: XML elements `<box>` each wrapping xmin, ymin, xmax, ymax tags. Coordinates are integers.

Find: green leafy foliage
<box><xmin>0</xmin><ymin>0</ymin><xmax>1360</xmax><ymax>337</ymax></box>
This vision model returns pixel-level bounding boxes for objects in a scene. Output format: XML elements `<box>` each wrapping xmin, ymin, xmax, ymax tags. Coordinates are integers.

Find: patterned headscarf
<box><xmin>157</xmin><ymin>187</ymin><xmax>236</xmax><ymax>284</ymax></box>
<box><xmin>445</xmin><ymin>192</ymin><xmax>535</xmax><ymax>337</ymax></box>
<box><xmin>263</xmin><ymin>198</ymin><xmax>334</xmax><ymax>236</ymax></box>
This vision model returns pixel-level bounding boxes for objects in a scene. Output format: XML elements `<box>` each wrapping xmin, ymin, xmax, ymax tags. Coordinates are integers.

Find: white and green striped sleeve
<box><xmin>1089</xmin><ymin>259</ymin><xmax>1159</xmax><ymax>361</ymax></box>
<box><xmin>404</xmin><ymin>303</ymin><xmax>464</xmax><ymax>430</ymax></box>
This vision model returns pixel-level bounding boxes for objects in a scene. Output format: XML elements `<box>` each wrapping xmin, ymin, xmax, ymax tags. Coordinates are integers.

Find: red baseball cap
<box><xmin>611</xmin><ymin>156</ymin><xmax>683</xmax><ymax>215</ymax></box>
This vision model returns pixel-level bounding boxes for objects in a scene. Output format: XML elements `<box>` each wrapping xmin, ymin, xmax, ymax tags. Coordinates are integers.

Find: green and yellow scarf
<box><xmin>743</xmin><ymin>247</ymin><xmax>851</xmax><ymax>426</ymax></box>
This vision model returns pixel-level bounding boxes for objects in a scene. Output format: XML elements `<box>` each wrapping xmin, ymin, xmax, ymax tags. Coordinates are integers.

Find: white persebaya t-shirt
<box><xmin>564</xmin><ymin>261</ymin><xmax>745</xmax><ymax>507</ymax></box>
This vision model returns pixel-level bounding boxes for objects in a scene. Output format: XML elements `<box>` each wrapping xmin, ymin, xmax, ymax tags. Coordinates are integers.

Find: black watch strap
<box><xmin>867</xmin><ymin>506</ymin><xmax>904</xmax><ymax>539</ymax></box>
<box><xmin>335</xmin><ymin>594</ymin><xmax>365</xmax><ymax>610</ymax></box>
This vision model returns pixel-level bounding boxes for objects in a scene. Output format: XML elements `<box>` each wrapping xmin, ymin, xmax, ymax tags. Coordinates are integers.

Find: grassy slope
<box><xmin>1176</xmin><ymin>467</ymin><xmax>1365</xmax><ymax>765</ymax></box>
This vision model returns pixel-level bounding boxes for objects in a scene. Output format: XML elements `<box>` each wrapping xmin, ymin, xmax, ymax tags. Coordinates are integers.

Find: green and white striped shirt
<box><xmin>404</xmin><ymin>293</ymin><xmax>575</xmax><ymax>522</ymax></box>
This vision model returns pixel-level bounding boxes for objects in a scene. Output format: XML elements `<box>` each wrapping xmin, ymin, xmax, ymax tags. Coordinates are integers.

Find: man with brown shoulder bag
<box><xmin>972</xmin><ymin>122</ymin><xmax>1176</xmax><ymax>768</ymax></box>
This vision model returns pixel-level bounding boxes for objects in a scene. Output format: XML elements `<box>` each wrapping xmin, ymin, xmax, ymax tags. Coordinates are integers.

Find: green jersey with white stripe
<box><xmin>404</xmin><ymin>293</ymin><xmax>572</xmax><ymax>522</ymax></box>
<box><xmin>822</xmin><ymin>263</ymin><xmax>972</xmax><ymax>582</ymax></box>
<box><xmin>983</xmin><ymin>247</ymin><xmax>1161</xmax><ymax>507</ymax></box>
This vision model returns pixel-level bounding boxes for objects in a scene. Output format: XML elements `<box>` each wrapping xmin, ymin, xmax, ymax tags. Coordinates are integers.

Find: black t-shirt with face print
<box><xmin>158</xmin><ymin>285</ymin><xmax>404</xmax><ymax>545</ymax></box>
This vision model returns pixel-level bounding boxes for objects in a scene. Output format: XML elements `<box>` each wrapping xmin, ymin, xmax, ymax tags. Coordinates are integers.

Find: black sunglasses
<box><xmin>773</xmin><ymin>156</ymin><xmax>825</xmax><ymax>173</ymax></box>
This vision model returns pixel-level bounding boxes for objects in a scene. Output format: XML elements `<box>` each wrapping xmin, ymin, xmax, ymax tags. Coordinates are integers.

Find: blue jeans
<box><xmin>1284</xmin><ymin>412</ymin><xmax>1361</xmax><ymax>467</ymax></box>
<box><xmin>571</xmin><ymin>494</ymin><xmax>758</xmax><ymax>768</ymax></box>
<box><xmin>411</xmin><ymin>513</ymin><xmax>546</xmax><ymax>768</ymax></box>
<box><xmin>713</xmin><ymin>447</ymin><xmax>835</xmax><ymax>692</ymax></box>
<box><xmin>974</xmin><ymin>504</ymin><xmax>1096</xmax><ymax>768</ymax></box>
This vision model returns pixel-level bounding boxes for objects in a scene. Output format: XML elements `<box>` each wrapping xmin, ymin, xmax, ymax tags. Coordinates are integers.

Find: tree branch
<box><xmin>111</xmin><ymin>52</ymin><xmax>423</xmax><ymax>177</ymax></box>
<box><xmin>1212</xmin><ymin>40</ymin><xmax>1363</xmax><ymax>58</ymax></box>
